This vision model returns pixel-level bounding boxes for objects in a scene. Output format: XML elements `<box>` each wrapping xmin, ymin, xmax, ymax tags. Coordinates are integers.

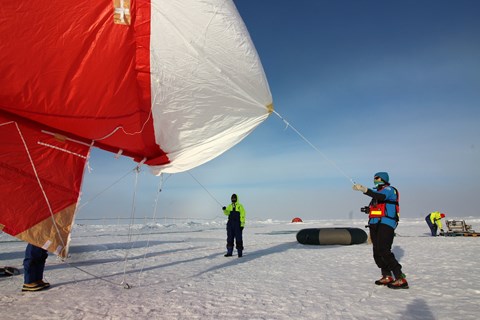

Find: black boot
<box><xmin>224</xmin><ymin>247</ymin><xmax>233</xmax><ymax>257</ymax></box>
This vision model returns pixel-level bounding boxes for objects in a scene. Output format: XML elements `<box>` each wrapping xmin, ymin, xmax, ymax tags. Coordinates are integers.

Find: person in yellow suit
<box><xmin>425</xmin><ymin>211</ymin><xmax>445</xmax><ymax>236</ymax></box>
<box><xmin>222</xmin><ymin>194</ymin><xmax>245</xmax><ymax>257</ymax></box>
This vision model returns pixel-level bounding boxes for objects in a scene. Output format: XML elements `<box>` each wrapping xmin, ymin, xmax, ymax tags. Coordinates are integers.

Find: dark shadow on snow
<box><xmin>68</xmin><ymin>240</ymin><xmax>183</xmax><ymax>254</ymax></box>
<box><xmin>71</xmin><ymin>227</ymin><xmax>214</xmax><ymax>239</ymax></box>
<box><xmin>0</xmin><ymin>239</ymin><xmax>187</xmax><ymax>271</ymax></box>
<box><xmin>193</xmin><ymin>241</ymin><xmax>299</xmax><ymax>277</ymax></box>
<box><xmin>400</xmin><ymin>298</ymin><xmax>435</xmax><ymax>320</ymax></box>
<box><xmin>7</xmin><ymin>245</ymin><xmax>203</xmax><ymax>277</ymax></box>
<box><xmin>54</xmin><ymin>242</ymin><xmax>301</xmax><ymax>288</ymax></box>
<box><xmin>0</xmin><ymin>250</ymin><xmax>25</xmax><ymax>261</ymax></box>
<box><xmin>392</xmin><ymin>245</ymin><xmax>404</xmax><ymax>262</ymax></box>
<box><xmin>49</xmin><ymin>245</ymin><xmax>201</xmax><ymax>271</ymax></box>
<box><xmin>53</xmin><ymin>250</ymin><xmax>221</xmax><ymax>288</ymax></box>
<box><xmin>254</xmin><ymin>230</ymin><xmax>299</xmax><ymax>235</ymax></box>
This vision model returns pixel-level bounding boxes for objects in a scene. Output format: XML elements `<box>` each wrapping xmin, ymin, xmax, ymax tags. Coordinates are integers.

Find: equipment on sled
<box><xmin>443</xmin><ymin>219</ymin><xmax>479</xmax><ymax>237</ymax></box>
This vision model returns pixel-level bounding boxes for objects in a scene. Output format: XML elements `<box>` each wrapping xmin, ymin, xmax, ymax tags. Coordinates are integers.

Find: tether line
<box><xmin>187</xmin><ymin>171</ymin><xmax>223</xmax><ymax>207</ymax></box>
<box><xmin>120</xmin><ymin>164</ymin><xmax>143</xmax><ymax>289</ymax></box>
<box><xmin>137</xmin><ymin>173</ymin><xmax>169</xmax><ymax>282</ymax></box>
<box><xmin>77</xmin><ymin>168</ymin><xmax>135</xmax><ymax>211</ymax></box>
<box><xmin>273</xmin><ymin>110</ymin><xmax>356</xmax><ymax>185</ymax></box>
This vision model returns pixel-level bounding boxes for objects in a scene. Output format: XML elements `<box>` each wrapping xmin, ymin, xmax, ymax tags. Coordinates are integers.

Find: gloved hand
<box><xmin>440</xmin><ymin>229</ymin><xmax>444</xmax><ymax>232</ymax></box>
<box><xmin>240</xmin><ymin>227</ymin><xmax>244</xmax><ymax>231</ymax></box>
<box><xmin>352</xmin><ymin>184</ymin><xmax>368</xmax><ymax>193</ymax></box>
<box><xmin>222</xmin><ymin>206</ymin><xmax>226</xmax><ymax>210</ymax></box>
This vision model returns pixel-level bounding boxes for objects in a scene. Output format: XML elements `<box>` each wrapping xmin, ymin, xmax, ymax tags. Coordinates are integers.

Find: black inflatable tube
<box><xmin>296</xmin><ymin>228</ymin><xmax>368</xmax><ymax>245</ymax></box>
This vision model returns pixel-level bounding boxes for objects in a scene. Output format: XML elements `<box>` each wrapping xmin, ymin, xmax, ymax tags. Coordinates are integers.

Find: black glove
<box><xmin>222</xmin><ymin>206</ymin><xmax>226</xmax><ymax>210</ymax></box>
<box><xmin>240</xmin><ymin>227</ymin><xmax>244</xmax><ymax>231</ymax></box>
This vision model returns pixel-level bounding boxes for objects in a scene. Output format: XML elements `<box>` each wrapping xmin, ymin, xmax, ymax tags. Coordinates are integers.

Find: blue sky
<box><xmin>78</xmin><ymin>0</ymin><xmax>480</xmax><ymax>223</ymax></box>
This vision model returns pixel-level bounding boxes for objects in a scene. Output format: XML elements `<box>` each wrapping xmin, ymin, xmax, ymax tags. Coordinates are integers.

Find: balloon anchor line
<box><xmin>120</xmin><ymin>164</ymin><xmax>142</xmax><ymax>287</ymax></box>
<box><xmin>187</xmin><ymin>171</ymin><xmax>223</xmax><ymax>207</ymax></box>
<box><xmin>14</xmin><ymin>122</ymin><xmax>69</xmax><ymax>255</ymax></box>
<box><xmin>272</xmin><ymin>110</ymin><xmax>356</xmax><ymax>185</ymax></box>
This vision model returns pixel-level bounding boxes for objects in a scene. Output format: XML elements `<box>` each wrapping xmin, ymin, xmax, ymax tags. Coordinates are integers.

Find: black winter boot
<box><xmin>224</xmin><ymin>247</ymin><xmax>233</xmax><ymax>257</ymax></box>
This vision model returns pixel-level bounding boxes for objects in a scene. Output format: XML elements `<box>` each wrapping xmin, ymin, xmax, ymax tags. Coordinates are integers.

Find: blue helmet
<box><xmin>374</xmin><ymin>172</ymin><xmax>389</xmax><ymax>183</ymax></box>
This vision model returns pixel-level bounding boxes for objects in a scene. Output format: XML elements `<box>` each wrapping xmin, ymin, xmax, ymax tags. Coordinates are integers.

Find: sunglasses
<box><xmin>374</xmin><ymin>177</ymin><xmax>382</xmax><ymax>180</ymax></box>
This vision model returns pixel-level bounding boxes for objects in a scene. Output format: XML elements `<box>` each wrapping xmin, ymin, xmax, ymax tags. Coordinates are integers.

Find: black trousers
<box><xmin>369</xmin><ymin>223</ymin><xmax>402</xmax><ymax>279</ymax></box>
<box><xmin>226</xmin><ymin>221</ymin><xmax>243</xmax><ymax>251</ymax></box>
<box><xmin>425</xmin><ymin>214</ymin><xmax>437</xmax><ymax>236</ymax></box>
<box><xmin>23</xmin><ymin>244</ymin><xmax>48</xmax><ymax>283</ymax></box>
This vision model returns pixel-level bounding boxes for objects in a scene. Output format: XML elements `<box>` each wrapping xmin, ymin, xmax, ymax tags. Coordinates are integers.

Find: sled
<box><xmin>443</xmin><ymin>220</ymin><xmax>480</xmax><ymax>237</ymax></box>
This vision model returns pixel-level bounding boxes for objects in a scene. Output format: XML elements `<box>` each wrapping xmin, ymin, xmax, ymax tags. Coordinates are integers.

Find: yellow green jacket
<box><xmin>429</xmin><ymin>211</ymin><xmax>443</xmax><ymax>229</ymax></box>
<box><xmin>223</xmin><ymin>197</ymin><xmax>246</xmax><ymax>227</ymax></box>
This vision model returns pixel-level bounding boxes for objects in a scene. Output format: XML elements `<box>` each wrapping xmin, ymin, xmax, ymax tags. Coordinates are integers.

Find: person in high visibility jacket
<box><xmin>222</xmin><ymin>194</ymin><xmax>245</xmax><ymax>257</ymax></box>
<box><xmin>425</xmin><ymin>211</ymin><xmax>445</xmax><ymax>236</ymax></box>
<box><xmin>353</xmin><ymin>172</ymin><xmax>408</xmax><ymax>289</ymax></box>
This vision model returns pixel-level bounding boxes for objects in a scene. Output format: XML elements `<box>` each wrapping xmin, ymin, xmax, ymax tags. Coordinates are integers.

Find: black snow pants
<box><xmin>226</xmin><ymin>211</ymin><xmax>243</xmax><ymax>251</ymax></box>
<box><xmin>369</xmin><ymin>223</ymin><xmax>402</xmax><ymax>279</ymax></box>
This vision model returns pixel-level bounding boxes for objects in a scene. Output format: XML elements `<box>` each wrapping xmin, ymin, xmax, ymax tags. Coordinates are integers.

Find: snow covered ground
<box><xmin>1</xmin><ymin>218</ymin><xmax>480</xmax><ymax>320</ymax></box>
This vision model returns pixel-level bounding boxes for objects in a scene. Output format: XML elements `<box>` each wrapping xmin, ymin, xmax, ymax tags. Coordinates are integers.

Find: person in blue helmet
<box><xmin>353</xmin><ymin>172</ymin><xmax>408</xmax><ymax>289</ymax></box>
<box><xmin>222</xmin><ymin>193</ymin><xmax>245</xmax><ymax>257</ymax></box>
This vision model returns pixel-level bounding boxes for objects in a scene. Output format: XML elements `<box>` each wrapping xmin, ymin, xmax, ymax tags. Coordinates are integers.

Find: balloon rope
<box><xmin>13</xmin><ymin>122</ymin><xmax>69</xmax><ymax>255</ymax></box>
<box><xmin>187</xmin><ymin>171</ymin><xmax>223</xmax><ymax>207</ymax></box>
<box><xmin>136</xmin><ymin>173</ymin><xmax>168</xmax><ymax>283</ymax></box>
<box><xmin>62</xmin><ymin>261</ymin><xmax>128</xmax><ymax>288</ymax></box>
<box><xmin>77</xmin><ymin>168</ymin><xmax>135</xmax><ymax>212</ymax></box>
<box><xmin>92</xmin><ymin>110</ymin><xmax>153</xmax><ymax>142</ymax></box>
<box><xmin>69</xmin><ymin>171</ymin><xmax>169</xmax><ymax>290</ymax></box>
<box><xmin>273</xmin><ymin>111</ymin><xmax>356</xmax><ymax>185</ymax></box>
<box><xmin>120</xmin><ymin>164</ymin><xmax>143</xmax><ymax>289</ymax></box>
